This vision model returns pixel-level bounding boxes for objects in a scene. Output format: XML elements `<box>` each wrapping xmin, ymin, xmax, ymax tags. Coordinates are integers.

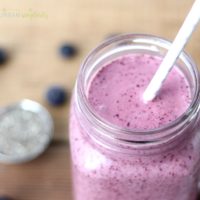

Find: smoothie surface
<box><xmin>88</xmin><ymin>53</ymin><xmax>191</xmax><ymax>130</ymax></box>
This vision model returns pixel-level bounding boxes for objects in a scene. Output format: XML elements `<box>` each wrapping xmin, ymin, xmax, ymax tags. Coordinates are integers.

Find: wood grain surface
<box><xmin>0</xmin><ymin>0</ymin><xmax>199</xmax><ymax>199</ymax></box>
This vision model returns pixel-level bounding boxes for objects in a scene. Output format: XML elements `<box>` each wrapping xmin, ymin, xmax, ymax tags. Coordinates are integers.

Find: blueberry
<box><xmin>59</xmin><ymin>44</ymin><xmax>77</xmax><ymax>58</ymax></box>
<box><xmin>0</xmin><ymin>196</ymin><xmax>13</xmax><ymax>200</ymax></box>
<box><xmin>0</xmin><ymin>48</ymin><xmax>8</xmax><ymax>65</ymax></box>
<box><xmin>46</xmin><ymin>86</ymin><xmax>68</xmax><ymax>106</ymax></box>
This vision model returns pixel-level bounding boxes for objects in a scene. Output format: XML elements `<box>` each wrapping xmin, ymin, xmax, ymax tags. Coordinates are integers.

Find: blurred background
<box><xmin>0</xmin><ymin>0</ymin><xmax>199</xmax><ymax>199</ymax></box>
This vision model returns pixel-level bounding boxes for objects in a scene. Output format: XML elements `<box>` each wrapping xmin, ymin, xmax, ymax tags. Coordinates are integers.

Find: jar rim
<box><xmin>76</xmin><ymin>33</ymin><xmax>200</xmax><ymax>145</ymax></box>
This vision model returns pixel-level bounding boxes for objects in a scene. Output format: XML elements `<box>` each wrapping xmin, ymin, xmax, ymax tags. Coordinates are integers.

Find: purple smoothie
<box><xmin>88</xmin><ymin>53</ymin><xmax>191</xmax><ymax>130</ymax></box>
<box><xmin>70</xmin><ymin>53</ymin><xmax>200</xmax><ymax>200</ymax></box>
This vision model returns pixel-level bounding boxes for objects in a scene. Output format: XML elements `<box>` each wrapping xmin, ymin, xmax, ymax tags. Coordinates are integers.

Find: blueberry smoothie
<box><xmin>70</xmin><ymin>53</ymin><xmax>200</xmax><ymax>200</ymax></box>
<box><xmin>88</xmin><ymin>54</ymin><xmax>191</xmax><ymax>130</ymax></box>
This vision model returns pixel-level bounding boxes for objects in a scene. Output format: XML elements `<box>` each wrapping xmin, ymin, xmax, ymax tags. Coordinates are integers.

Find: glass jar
<box><xmin>69</xmin><ymin>34</ymin><xmax>200</xmax><ymax>200</ymax></box>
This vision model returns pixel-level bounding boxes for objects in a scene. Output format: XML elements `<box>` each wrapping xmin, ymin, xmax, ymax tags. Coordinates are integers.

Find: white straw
<box><xmin>143</xmin><ymin>0</ymin><xmax>200</xmax><ymax>102</ymax></box>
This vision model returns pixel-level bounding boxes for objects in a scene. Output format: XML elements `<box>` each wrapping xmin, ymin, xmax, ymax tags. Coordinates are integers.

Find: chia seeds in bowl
<box><xmin>0</xmin><ymin>99</ymin><xmax>54</xmax><ymax>164</ymax></box>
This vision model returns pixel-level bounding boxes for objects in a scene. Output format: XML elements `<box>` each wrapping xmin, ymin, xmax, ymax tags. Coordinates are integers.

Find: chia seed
<box><xmin>0</xmin><ymin>100</ymin><xmax>53</xmax><ymax>164</ymax></box>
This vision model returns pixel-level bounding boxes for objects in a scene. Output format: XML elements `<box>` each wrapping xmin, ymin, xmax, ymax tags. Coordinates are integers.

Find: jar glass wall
<box><xmin>69</xmin><ymin>34</ymin><xmax>200</xmax><ymax>200</ymax></box>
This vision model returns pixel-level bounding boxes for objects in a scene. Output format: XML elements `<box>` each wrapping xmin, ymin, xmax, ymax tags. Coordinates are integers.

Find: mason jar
<box><xmin>69</xmin><ymin>34</ymin><xmax>200</xmax><ymax>200</ymax></box>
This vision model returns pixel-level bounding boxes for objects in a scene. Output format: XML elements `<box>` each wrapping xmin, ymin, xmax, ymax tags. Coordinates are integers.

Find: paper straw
<box><xmin>143</xmin><ymin>0</ymin><xmax>200</xmax><ymax>102</ymax></box>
